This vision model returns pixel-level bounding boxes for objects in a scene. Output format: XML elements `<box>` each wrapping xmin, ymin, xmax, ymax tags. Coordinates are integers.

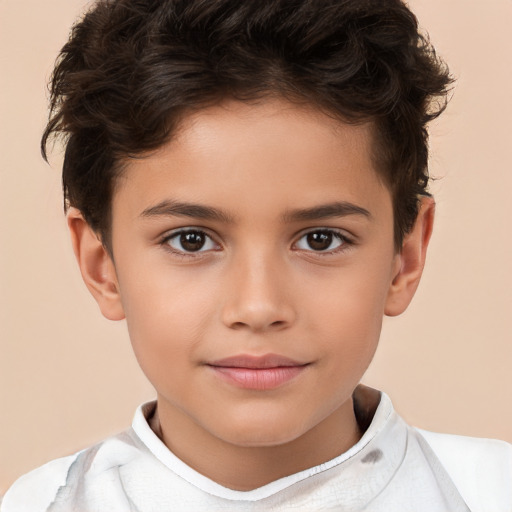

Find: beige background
<box><xmin>1</xmin><ymin>0</ymin><xmax>511</xmax><ymax>494</ymax></box>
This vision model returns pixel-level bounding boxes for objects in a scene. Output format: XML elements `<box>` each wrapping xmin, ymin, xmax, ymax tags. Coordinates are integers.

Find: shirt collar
<box><xmin>131</xmin><ymin>385</ymin><xmax>407</xmax><ymax>502</ymax></box>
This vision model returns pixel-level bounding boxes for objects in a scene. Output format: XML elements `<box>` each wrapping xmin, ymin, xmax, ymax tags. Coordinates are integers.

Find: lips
<box><xmin>207</xmin><ymin>354</ymin><xmax>309</xmax><ymax>390</ymax></box>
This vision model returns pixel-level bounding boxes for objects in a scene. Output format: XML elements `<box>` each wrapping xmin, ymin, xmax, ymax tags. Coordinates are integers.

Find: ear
<box><xmin>385</xmin><ymin>196</ymin><xmax>435</xmax><ymax>317</ymax></box>
<box><xmin>67</xmin><ymin>208</ymin><xmax>125</xmax><ymax>321</ymax></box>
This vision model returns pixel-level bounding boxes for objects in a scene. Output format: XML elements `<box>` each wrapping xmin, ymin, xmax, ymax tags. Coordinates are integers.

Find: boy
<box><xmin>2</xmin><ymin>0</ymin><xmax>511</xmax><ymax>510</ymax></box>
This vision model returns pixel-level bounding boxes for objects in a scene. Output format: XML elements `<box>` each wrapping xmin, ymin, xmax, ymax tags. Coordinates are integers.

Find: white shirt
<box><xmin>2</xmin><ymin>389</ymin><xmax>511</xmax><ymax>511</ymax></box>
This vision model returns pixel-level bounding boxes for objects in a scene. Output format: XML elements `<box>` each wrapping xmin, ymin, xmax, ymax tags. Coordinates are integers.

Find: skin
<box><xmin>68</xmin><ymin>99</ymin><xmax>434</xmax><ymax>491</ymax></box>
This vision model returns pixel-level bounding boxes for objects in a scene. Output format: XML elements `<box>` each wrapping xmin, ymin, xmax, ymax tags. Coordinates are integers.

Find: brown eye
<box><xmin>180</xmin><ymin>231</ymin><xmax>206</xmax><ymax>251</ymax></box>
<box><xmin>295</xmin><ymin>230</ymin><xmax>346</xmax><ymax>252</ymax></box>
<box><xmin>306</xmin><ymin>232</ymin><xmax>333</xmax><ymax>251</ymax></box>
<box><xmin>166</xmin><ymin>229</ymin><xmax>217</xmax><ymax>253</ymax></box>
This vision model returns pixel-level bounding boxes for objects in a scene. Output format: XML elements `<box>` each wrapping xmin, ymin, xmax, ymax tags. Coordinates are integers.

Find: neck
<box><xmin>151</xmin><ymin>396</ymin><xmax>363</xmax><ymax>491</ymax></box>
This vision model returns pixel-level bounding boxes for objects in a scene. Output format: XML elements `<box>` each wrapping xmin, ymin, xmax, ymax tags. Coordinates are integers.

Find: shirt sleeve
<box><xmin>417</xmin><ymin>428</ymin><xmax>512</xmax><ymax>512</ymax></box>
<box><xmin>0</xmin><ymin>454</ymin><xmax>78</xmax><ymax>512</ymax></box>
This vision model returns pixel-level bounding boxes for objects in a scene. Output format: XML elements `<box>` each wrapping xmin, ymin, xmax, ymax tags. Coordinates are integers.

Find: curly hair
<box><xmin>42</xmin><ymin>0</ymin><xmax>452</xmax><ymax>249</ymax></box>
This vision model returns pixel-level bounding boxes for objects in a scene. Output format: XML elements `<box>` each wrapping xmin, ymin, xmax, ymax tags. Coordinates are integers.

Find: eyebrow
<box><xmin>140</xmin><ymin>199</ymin><xmax>371</xmax><ymax>224</ymax></box>
<box><xmin>140</xmin><ymin>200</ymin><xmax>234</xmax><ymax>223</ymax></box>
<box><xmin>282</xmin><ymin>202</ymin><xmax>371</xmax><ymax>222</ymax></box>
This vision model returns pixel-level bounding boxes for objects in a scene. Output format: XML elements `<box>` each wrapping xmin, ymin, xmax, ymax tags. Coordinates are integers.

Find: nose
<box><xmin>221</xmin><ymin>250</ymin><xmax>296</xmax><ymax>333</ymax></box>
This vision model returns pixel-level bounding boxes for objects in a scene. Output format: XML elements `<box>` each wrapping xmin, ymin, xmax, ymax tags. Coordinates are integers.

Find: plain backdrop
<box><xmin>1</xmin><ymin>0</ymin><xmax>511</xmax><ymax>494</ymax></box>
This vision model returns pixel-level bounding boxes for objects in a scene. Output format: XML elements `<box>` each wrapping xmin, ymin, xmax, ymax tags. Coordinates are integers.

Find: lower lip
<box><xmin>209</xmin><ymin>366</ymin><xmax>307</xmax><ymax>390</ymax></box>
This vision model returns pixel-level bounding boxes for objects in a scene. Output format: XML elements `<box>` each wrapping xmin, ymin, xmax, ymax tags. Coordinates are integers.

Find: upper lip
<box><xmin>208</xmin><ymin>354</ymin><xmax>308</xmax><ymax>369</ymax></box>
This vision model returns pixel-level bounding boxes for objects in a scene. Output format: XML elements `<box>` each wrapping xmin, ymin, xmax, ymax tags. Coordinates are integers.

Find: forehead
<box><xmin>172</xmin><ymin>99</ymin><xmax>375</xmax><ymax>172</ymax></box>
<box><xmin>114</xmin><ymin>99</ymin><xmax>389</xmax><ymax>222</ymax></box>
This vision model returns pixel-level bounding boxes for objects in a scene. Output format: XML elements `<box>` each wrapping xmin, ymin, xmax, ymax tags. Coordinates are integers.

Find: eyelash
<box><xmin>159</xmin><ymin>227</ymin><xmax>354</xmax><ymax>257</ymax></box>
<box><xmin>160</xmin><ymin>228</ymin><xmax>220</xmax><ymax>257</ymax></box>
<box><xmin>294</xmin><ymin>229</ymin><xmax>354</xmax><ymax>255</ymax></box>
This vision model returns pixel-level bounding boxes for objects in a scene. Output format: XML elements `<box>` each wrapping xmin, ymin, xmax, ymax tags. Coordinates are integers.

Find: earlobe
<box><xmin>384</xmin><ymin>196</ymin><xmax>435</xmax><ymax>317</ymax></box>
<box><xmin>67</xmin><ymin>208</ymin><xmax>125</xmax><ymax>321</ymax></box>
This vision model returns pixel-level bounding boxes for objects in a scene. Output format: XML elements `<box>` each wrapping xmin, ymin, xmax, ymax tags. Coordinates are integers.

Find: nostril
<box><xmin>231</xmin><ymin>321</ymin><xmax>248</xmax><ymax>330</ymax></box>
<box><xmin>227</xmin><ymin>319</ymin><xmax>289</xmax><ymax>331</ymax></box>
<box><xmin>221</xmin><ymin>293</ymin><xmax>296</xmax><ymax>332</ymax></box>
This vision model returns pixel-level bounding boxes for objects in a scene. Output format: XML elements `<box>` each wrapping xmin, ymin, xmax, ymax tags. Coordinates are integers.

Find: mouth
<box><xmin>207</xmin><ymin>354</ymin><xmax>310</xmax><ymax>390</ymax></box>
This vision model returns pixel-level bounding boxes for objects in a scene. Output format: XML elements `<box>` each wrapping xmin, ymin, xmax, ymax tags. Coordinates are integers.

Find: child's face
<box><xmin>88</xmin><ymin>99</ymin><xmax>416</xmax><ymax>449</ymax></box>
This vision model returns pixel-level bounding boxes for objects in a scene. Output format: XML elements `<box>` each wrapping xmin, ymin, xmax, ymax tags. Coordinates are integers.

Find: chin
<box><xmin>212</xmin><ymin>415</ymin><xmax>308</xmax><ymax>448</ymax></box>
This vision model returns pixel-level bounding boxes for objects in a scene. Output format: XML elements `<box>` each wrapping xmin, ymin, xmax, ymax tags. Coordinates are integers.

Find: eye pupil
<box><xmin>307</xmin><ymin>232</ymin><xmax>333</xmax><ymax>251</ymax></box>
<box><xmin>180</xmin><ymin>231</ymin><xmax>205</xmax><ymax>251</ymax></box>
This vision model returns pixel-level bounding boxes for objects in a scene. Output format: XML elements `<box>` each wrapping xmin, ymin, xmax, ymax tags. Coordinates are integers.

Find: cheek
<box><xmin>116</xmin><ymin>265</ymin><xmax>218</xmax><ymax>376</ymax></box>
<box><xmin>304</xmin><ymin>262</ymin><xmax>391</xmax><ymax>361</ymax></box>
